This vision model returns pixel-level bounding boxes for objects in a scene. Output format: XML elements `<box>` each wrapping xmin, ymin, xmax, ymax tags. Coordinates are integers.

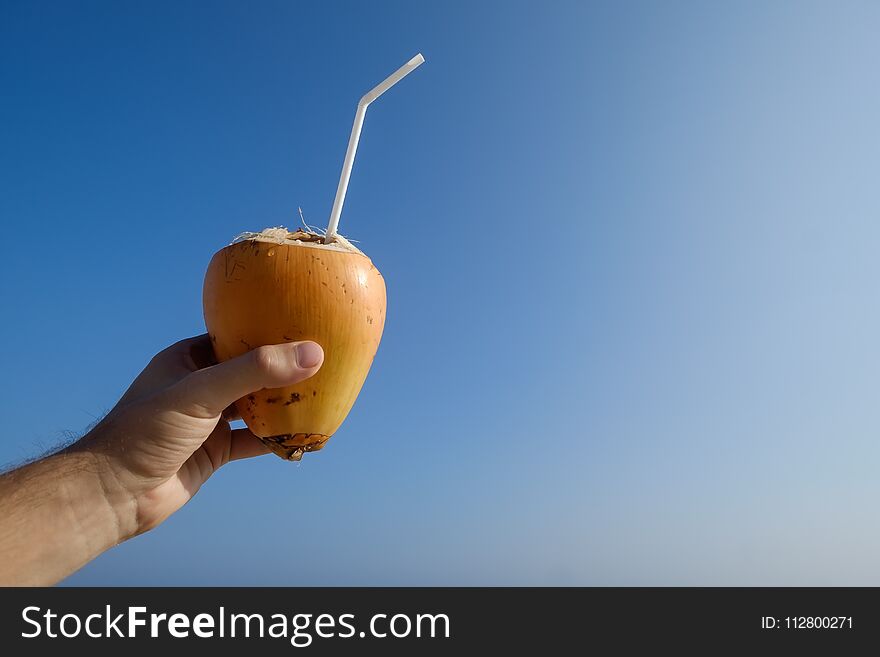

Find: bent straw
<box><xmin>325</xmin><ymin>53</ymin><xmax>425</xmax><ymax>241</ymax></box>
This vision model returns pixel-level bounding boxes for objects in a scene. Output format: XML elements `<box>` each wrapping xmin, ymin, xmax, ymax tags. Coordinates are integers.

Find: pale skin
<box><xmin>0</xmin><ymin>335</ymin><xmax>324</xmax><ymax>586</ymax></box>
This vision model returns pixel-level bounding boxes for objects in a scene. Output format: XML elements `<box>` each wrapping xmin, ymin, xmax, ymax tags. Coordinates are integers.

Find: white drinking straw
<box><xmin>325</xmin><ymin>53</ymin><xmax>425</xmax><ymax>241</ymax></box>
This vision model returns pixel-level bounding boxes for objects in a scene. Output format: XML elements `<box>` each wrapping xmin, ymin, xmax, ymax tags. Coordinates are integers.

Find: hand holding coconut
<box><xmin>81</xmin><ymin>335</ymin><xmax>326</xmax><ymax>533</ymax></box>
<box><xmin>0</xmin><ymin>335</ymin><xmax>323</xmax><ymax>585</ymax></box>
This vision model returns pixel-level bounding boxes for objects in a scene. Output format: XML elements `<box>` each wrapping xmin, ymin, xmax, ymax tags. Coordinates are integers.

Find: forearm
<box><xmin>0</xmin><ymin>448</ymin><xmax>135</xmax><ymax>586</ymax></box>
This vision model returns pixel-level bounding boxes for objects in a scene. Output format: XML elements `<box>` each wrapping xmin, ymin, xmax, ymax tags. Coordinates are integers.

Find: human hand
<box><xmin>74</xmin><ymin>335</ymin><xmax>324</xmax><ymax>540</ymax></box>
<box><xmin>0</xmin><ymin>334</ymin><xmax>323</xmax><ymax>586</ymax></box>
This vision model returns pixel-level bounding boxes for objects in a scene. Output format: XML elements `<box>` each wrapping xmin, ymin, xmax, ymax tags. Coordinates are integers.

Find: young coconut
<box><xmin>203</xmin><ymin>227</ymin><xmax>385</xmax><ymax>460</ymax></box>
<box><xmin>202</xmin><ymin>54</ymin><xmax>424</xmax><ymax>460</ymax></box>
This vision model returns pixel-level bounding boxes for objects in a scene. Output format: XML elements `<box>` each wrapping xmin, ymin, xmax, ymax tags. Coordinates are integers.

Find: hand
<box><xmin>78</xmin><ymin>335</ymin><xmax>325</xmax><ymax>538</ymax></box>
<box><xmin>0</xmin><ymin>335</ymin><xmax>323</xmax><ymax>585</ymax></box>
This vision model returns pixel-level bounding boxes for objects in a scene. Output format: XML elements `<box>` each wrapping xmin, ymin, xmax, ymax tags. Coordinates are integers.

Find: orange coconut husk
<box><xmin>202</xmin><ymin>228</ymin><xmax>386</xmax><ymax>460</ymax></box>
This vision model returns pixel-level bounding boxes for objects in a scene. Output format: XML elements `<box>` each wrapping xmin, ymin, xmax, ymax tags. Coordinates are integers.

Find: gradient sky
<box><xmin>2</xmin><ymin>0</ymin><xmax>880</xmax><ymax>585</ymax></box>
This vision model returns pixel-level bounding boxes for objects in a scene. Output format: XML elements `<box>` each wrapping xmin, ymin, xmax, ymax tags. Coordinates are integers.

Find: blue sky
<box><xmin>2</xmin><ymin>0</ymin><xmax>880</xmax><ymax>585</ymax></box>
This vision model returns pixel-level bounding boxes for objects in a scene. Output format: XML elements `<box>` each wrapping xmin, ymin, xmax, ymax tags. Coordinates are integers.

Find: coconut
<box><xmin>201</xmin><ymin>55</ymin><xmax>423</xmax><ymax>460</ymax></box>
<box><xmin>202</xmin><ymin>227</ymin><xmax>386</xmax><ymax>460</ymax></box>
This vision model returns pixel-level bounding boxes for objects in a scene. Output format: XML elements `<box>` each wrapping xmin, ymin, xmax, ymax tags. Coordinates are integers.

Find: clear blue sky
<box><xmin>2</xmin><ymin>0</ymin><xmax>880</xmax><ymax>585</ymax></box>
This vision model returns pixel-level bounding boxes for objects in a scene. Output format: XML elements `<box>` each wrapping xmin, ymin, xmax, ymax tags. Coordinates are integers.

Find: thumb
<box><xmin>167</xmin><ymin>341</ymin><xmax>324</xmax><ymax>418</ymax></box>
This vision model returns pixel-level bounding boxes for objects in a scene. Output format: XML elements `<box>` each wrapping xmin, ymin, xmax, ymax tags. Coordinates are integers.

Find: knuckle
<box><xmin>251</xmin><ymin>345</ymin><xmax>277</xmax><ymax>375</ymax></box>
<box><xmin>148</xmin><ymin>336</ymin><xmax>200</xmax><ymax>368</ymax></box>
<box><xmin>148</xmin><ymin>348</ymin><xmax>173</xmax><ymax>368</ymax></box>
<box><xmin>167</xmin><ymin>373</ymin><xmax>216</xmax><ymax>418</ymax></box>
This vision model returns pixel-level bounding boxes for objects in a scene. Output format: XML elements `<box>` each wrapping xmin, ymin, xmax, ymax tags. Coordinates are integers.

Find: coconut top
<box><xmin>231</xmin><ymin>227</ymin><xmax>364</xmax><ymax>255</ymax></box>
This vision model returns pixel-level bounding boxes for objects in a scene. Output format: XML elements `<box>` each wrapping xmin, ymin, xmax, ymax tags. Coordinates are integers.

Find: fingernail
<box><xmin>295</xmin><ymin>341</ymin><xmax>323</xmax><ymax>368</ymax></box>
